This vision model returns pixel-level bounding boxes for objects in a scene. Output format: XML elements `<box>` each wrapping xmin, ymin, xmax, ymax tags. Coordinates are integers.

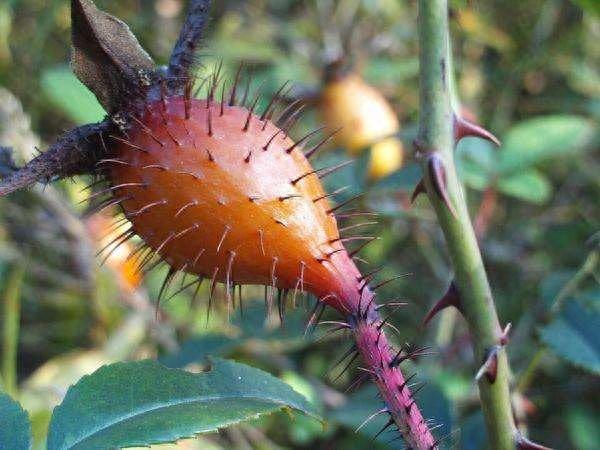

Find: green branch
<box><xmin>416</xmin><ymin>1</ymin><xmax>516</xmax><ymax>449</ymax></box>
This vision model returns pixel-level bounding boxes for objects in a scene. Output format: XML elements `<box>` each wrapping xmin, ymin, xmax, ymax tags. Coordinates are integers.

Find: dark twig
<box><xmin>0</xmin><ymin>121</ymin><xmax>112</xmax><ymax>196</ymax></box>
<box><xmin>167</xmin><ymin>0</ymin><xmax>212</xmax><ymax>92</ymax></box>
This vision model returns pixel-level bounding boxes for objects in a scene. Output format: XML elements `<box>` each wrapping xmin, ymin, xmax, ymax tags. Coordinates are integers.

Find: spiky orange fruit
<box><xmin>103</xmin><ymin>95</ymin><xmax>436</xmax><ymax>449</ymax></box>
<box><xmin>319</xmin><ymin>72</ymin><xmax>403</xmax><ymax>179</ymax></box>
<box><xmin>107</xmin><ymin>98</ymin><xmax>362</xmax><ymax>311</ymax></box>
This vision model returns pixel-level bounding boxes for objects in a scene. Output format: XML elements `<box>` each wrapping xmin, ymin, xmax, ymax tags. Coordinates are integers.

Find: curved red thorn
<box><xmin>454</xmin><ymin>114</ymin><xmax>501</xmax><ymax>147</ymax></box>
<box><xmin>411</xmin><ymin>178</ymin><xmax>426</xmax><ymax>204</ymax></box>
<box><xmin>422</xmin><ymin>281</ymin><xmax>461</xmax><ymax>326</ymax></box>
<box><xmin>475</xmin><ymin>346</ymin><xmax>499</xmax><ymax>383</ymax></box>
<box><xmin>427</xmin><ymin>154</ymin><xmax>457</xmax><ymax>218</ymax></box>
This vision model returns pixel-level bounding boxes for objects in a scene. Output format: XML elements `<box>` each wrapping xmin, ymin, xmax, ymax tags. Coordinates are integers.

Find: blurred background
<box><xmin>0</xmin><ymin>0</ymin><xmax>598</xmax><ymax>449</ymax></box>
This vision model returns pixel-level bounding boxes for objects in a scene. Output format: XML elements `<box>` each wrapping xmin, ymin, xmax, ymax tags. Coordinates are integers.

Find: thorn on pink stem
<box><xmin>453</xmin><ymin>114</ymin><xmax>501</xmax><ymax>147</ymax></box>
<box><xmin>422</xmin><ymin>280</ymin><xmax>461</xmax><ymax>326</ymax></box>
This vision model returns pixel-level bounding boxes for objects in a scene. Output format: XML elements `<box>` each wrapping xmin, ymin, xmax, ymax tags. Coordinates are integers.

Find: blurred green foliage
<box><xmin>0</xmin><ymin>0</ymin><xmax>598</xmax><ymax>449</ymax></box>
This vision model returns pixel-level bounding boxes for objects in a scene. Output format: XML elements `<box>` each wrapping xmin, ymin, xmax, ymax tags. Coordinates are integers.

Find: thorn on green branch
<box><xmin>427</xmin><ymin>154</ymin><xmax>457</xmax><ymax>218</ymax></box>
<box><xmin>453</xmin><ymin>114</ymin><xmax>501</xmax><ymax>146</ymax></box>
<box><xmin>475</xmin><ymin>323</ymin><xmax>512</xmax><ymax>384</ymax></box>
<box><xmin>422</xmin><ymin>280</ymin><xmax>461</xmax><ymax>326</ymax></box>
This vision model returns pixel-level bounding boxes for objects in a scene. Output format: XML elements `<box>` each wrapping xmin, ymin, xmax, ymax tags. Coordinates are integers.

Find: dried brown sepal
<box><xmin>422</xmin><ymin>280</ymin><xmax>461</xmax><ymax>326</ymax></box>
<box><xmin>71</xmin><ymin>0</ymin><xmax>155</xmax><ymax>114</ymax></box>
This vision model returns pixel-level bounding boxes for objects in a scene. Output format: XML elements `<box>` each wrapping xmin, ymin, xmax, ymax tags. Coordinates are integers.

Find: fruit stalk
<box><xmin>416</xmin><ymin>1</ymin><xmax>516</xmax><ymax>449</ymax></box>
<box><xmin>0</xmin><ymin>121</ymin><xmax>112</xmax><ymax>197</ymax></box>
<box><xmin>349</xmin><ymin>291</ymin><xmax>437</xmax><ymax>449</ymax></box>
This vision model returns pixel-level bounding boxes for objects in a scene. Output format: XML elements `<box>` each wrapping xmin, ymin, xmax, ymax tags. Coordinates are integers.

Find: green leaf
<box><xmin>0</xmin><ymin>392</ymin><xmax>32</xmax><ymax>450</ymax></box>
<box><xmin>317</xmin><ymin>150</ymin><xmax>363</xmax><ymax>199</ymax></box>
<box><xmin>41</xmin><ymin>66</ymin><xmax>106</xmax><ymax>124</ymax></box>
<box><xmin>497</xmin><ymin>169</ymin><xmax>552</xmax><ymax>204</ymax></box>
<box><xmin>328</xmin><ymin>386</ymin><xmax>395</xmax><ymax>449</ymax></box>
<box><xmin>499</xmin><ymin>115</ymin><xmax>595</xmax><ymax>173</ymax></box>
<box><xmin>455</xmin><ymin>138</ymin><xmax>497</xmax><ymax>190</ymax></box>
<box><xmin>280</xmin><ymin>372</ymin><xmax>325</xmax><ymax>445</ymax></box>
<box><xmin>372</xmin><ymin>163</ymin><xmax>422</xmax><ymax>192</ymax></box>
<box><xmin>159</xmin><ymin>305</ymin><xmax>310</xmax><ymax>369</ymax></box>
<box><xmin>159</xmin><ymin>334</ymin><xmax>239</xmax><ymax>368</ymax></box>
<box><xmin>47</xmin><ymin>359</ymin><xmax>320</xmax><ymax>450</ymax></box>
<box><xmin>231</xmin><ymin>304</ymin><xmax>307</xmax><ymax>344</ymax></box>
<box><xmin>539</xmin><ymin>300</ymin><xmax>600</xmax><ymax>374</ymax></box>
<box><xmin>364</xmin><ymin>57</ymin><xmax>420</xmax><ymax>85</ymax></box>
<box><xmin>457</xmin><ymin>158</ymin><xmax>491</xmax><ymax>190</ymax></box>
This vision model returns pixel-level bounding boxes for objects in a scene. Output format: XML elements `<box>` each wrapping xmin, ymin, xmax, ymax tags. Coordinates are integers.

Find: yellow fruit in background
<box><xmin>319</xmin><ymin>71</ymin><xmax>403</xmax><ymax>179</ymax></box>
<box><xmin>368</xmin><ymin>137</ymin><xmax>403</xmax><ymax>179</ymax></box>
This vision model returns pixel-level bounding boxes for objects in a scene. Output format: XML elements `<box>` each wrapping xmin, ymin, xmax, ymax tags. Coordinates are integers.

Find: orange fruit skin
<box><xmin>108</xmin><ymin>98</ymin><xmax>363</xmax><ymax>309</ymax></box>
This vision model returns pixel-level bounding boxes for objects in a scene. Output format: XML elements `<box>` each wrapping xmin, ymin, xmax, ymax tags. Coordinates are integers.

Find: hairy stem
<box><xmin>416</xmin><ymin>1</ymin><xmax>516</xmax><ymax>449</ymax></box>
<box><xmin>0</xmin><ymin>121</ymin><xmax>111</xmax><ymax>197</ymax></box>
<box><xmin>335</xmin><ymin>288</ymin><xmax>437</xmax><ymax>450</ymax></box>
<box><xmin>354</xmin><ymin>319</ymin><xmax>435</xmax><ymax>448</ymax></box>
<box><xmin>168</xmin><ymin>0</ymin><xmax>212</xmax><ymax>88</ymax></box>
